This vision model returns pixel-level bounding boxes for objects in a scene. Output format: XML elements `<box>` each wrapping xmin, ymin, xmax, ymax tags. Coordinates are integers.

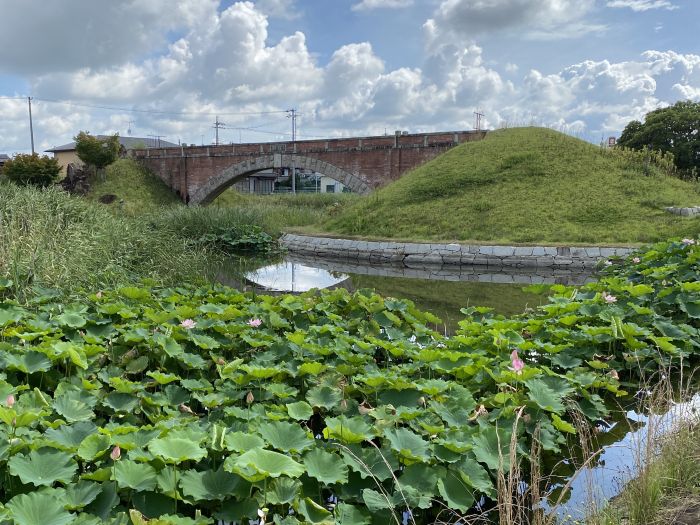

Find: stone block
<box><xmin>478</xmin><ymin>245</ymin><xmax>496</xmax><ymax>256</ymax></box>
<box><xmin>513</xmin><ymin>246</ymin><xmax>534</xmax><ymax>256</ymax></box>
<box><xmin>492</xmin><ymin>245</ymin><xmax>515</xmax><ymax>257</ymax></box>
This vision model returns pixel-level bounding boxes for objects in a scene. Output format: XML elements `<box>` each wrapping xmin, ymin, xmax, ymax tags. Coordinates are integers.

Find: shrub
<box><xmin>3</xmin><ymin>153</ymin><xmax>61</xmax><ymax>186</ymax></box>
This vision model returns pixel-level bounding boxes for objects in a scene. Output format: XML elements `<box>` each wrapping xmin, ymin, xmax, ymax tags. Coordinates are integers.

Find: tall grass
<box><xmin>0</xmin><ymin>184</ymin><xmax>210</xmax><ymax>296</ymax></box>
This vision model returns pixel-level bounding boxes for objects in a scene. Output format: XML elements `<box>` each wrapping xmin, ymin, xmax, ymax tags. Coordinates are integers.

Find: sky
<box><xmin>0</xmin><ymin>0</ymin><xmax>698</xmax><ymax>154</ymax></box>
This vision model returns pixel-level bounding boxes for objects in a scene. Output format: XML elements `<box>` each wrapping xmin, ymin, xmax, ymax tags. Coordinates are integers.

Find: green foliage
<box><xmin>0</xmin><ymin>183</ymin><xmax>210</xmax><ymax>296</ymax></box>
<box><xmin>3</xmin><ymin>153</ymin><xmax>61</xmax><ymax>187</ymax></box>
<box><xmin>618</xmin><ymin>100</ymin><xmax>700</xmax><ymax>176</ymax></box>
<box><xmin>74</xmin><ymin>132</ymin><xmax>120</xmax><ymax>172</ymax></box>
<box><xmin>324</xmin><ymin>127</ymin><xmax>700</xmax><ymax>244</ymax></box>
<box><xmin>87</xmin><ymin>159</ymin><xmax>182</xmax><ymax>215</ymax></box>
<box><xmin>0</xmin><ymin>239</ymin><xmax>699</xmax><ymax>522</ymax></box>
<box><xmin>198</xmin><ymin>225</ymin><xmax>278</xmax><ymax>255</ymax></box>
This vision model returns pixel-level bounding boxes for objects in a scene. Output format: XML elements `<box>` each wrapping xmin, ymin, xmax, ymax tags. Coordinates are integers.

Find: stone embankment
<box><xmin>280</xmin><ymin>234</ymin><xmax>634</xmax><ymax>269</ymax></box>
<box><xmin>665</xmin><ymin>206</ymin><xmax>700</xmax><ymax>217</ymax></box>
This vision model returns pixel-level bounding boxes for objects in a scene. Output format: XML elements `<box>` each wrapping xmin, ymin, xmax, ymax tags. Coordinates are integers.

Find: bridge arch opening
<box><xmin>188</xmin><ymin>154</ymin><xmax>370</xmax><ymax>206</ymax></box>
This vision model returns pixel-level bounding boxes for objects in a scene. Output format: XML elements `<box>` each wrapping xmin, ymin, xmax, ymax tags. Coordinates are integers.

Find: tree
<box><xmin>618</xmin><ymin>100</ymin><xmax>700</xmax><ymax>175</ymax></box>
<box><xmin>3</xmin><ymin>153</ymin><xmax>61</xmax><ymax>186</ymax></box>
<box><xmin>74</xmin><ymin>132</ymin><xmax>120</xmax><ymax>178</ymax></box>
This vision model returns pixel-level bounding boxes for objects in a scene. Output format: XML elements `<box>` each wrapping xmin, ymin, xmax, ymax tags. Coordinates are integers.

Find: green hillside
<box><xmin>87</xmin><ymin>159</ymin><xmax>182</xmax><ymax>215</ymax></box>
<box><xmin>322</xmin><ymin>127</ymin><xmax>700</xmax><ymax>244</ymax></box>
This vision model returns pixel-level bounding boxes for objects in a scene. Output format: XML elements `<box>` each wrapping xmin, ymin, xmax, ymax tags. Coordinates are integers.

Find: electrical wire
<box><xmin>32</xmin><ymin>97</ymin><xmax>289</xmax><ymax>117</ymax></box>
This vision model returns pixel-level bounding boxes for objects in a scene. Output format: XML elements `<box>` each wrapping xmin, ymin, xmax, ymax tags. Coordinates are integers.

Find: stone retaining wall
<box><xmin>664</xmin><ymin>206</ymin><xmax>700</xmax><ymax>217</ymax></box>
<box><xmin>287</xmin><ymin>254</ymin><xmax>594</xmax><ymax>285</ymax></box>
<box><xmin>281</xmin><ymin>234</ymin><xmax>634</xmax><ymax>269</ymax></box>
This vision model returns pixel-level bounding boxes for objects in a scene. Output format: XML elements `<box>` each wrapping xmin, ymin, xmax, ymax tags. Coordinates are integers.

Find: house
<box><xmin>46</xmin><ymin>136</ymin><xmax>177</xmax><ymax>176</ymax></box>
<box><xmin>0</xmin><ymin>154</ymin><xmax>9</xmax><ymax>172</ymax></box>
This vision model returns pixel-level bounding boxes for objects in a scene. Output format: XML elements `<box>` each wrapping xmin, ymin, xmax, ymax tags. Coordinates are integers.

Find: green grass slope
<box><xmin>87</xmin><ymin>158</ymin><xmax>182</xmax><ymax>215</ymax></box>
<box><xmin>323</xmin><ymin>127</ymin><xmax>700</xmax><ymax>244</ymax></box>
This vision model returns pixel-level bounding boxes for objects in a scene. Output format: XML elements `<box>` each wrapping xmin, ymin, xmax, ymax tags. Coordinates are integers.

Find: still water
<box><xmin>238</xmin><ymin>254</ymin><xmax>595</xmax><ymax>330</ymax></box>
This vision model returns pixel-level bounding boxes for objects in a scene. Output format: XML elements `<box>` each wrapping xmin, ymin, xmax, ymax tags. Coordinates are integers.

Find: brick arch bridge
<box><xmin>131</xmin><ymin>130</ymin><xmax>486</xmax><ymax>205</ymax></box>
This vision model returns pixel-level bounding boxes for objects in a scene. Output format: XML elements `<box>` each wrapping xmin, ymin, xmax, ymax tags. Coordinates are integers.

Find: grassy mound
<box><xmin>87</xmin><ymin>159</ymin><xmax>182</xmax><ymax>215</ymax></box>
<box><xmin>323</xmin><ymin>127</ymin><xmax>700</xmax><ymax>244</ymax></box>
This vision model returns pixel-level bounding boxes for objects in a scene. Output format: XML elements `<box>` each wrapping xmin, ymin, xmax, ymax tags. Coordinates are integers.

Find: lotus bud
<box><xmin>110</xmin><ymin>446</ymin><xmax>121</xmax><ymax>461</ymax></box>
<box><xmin>339</xmin><ymin>399</ymin><xmax>348</xmax><ymax>411</ymax></box>
<box><xmin>217</xmin><ymin>357</ymin><xmax>225</xmax><ymax>366</ymax></box>
<box><xmin>417</xmin><ymin>396</ymin><xmax>426</xmax><ymax>407</ymax></box>
<box><xmin>245</xmin><ymin>391</ymin><xmax>255</xmax><ymax>405</ymax></box>
<box><xmin>5</xmin><ymin>394</ymin><xmax>15</xmax><ymax>408</ymax></box>
<box><xmin>608</xmin><ymin>370</ymin><xmax>620</xmax><ymax>380</ymax></box>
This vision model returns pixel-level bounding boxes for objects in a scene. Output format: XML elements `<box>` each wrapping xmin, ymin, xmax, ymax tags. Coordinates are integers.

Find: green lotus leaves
<box><xmin>303</xmin><ymin>448</ymin><xmax>349</xmax><ymax>485</ymax></box>
<box><xmin>323</xmin><ymin>416</ymin><xmax>374</xmax><ymax>444</ymax></box>
<box><xmin>77</xmin><ymin>433</ymin><xmax>112</xmax><ymax>461</ymax></box>
<box><xmin>149</xmin><ymin>437</ymin><xmax>207</xmax><ymax>463</ymax></box>
<box><xmin>297</xmin><ymin>498</ymin><xmax>333</xmax><ymax>524</ymax></box>
<box><xmin>437</xmin><ymin>470</ymin><xmax>476</xmax><ymax>512</ymax></box>
<box><xmin>6</xmin><ymin>492</ymin><xmax>74</xmax><ymax>525</ymax></box>
<box><xmin>383</xmin><ymin>427</ymin><xmax>431</xmax><ymax>462</ymax></box>
<box><xmin>8</xmin><ymin>448</ymin><xmax>78</xmax><ymax>486</ymax></box>
<box><xmin>224</xmin><ymin>448</ymin><xmax>305</xmax><ymax>482</ymax></box>
<box><xmin>286</xmin><ymin>400</ymin><xmax>314</xmax><ymax>420</ymax></box>
<box><xmin>179</xmin><ymin>468</ymin><xmax>245</xmax><ymax>501</ymax></box>
<box><xmin>0</xmin><ymin>239</ymin><xmax>698</xmax><ymax>522</ymax></box>
<box><xmin>258</xmin><ymin>421</ymin><xmax>313</xmax><ymax>453</ymax></box>
<box><xmin>113</xmin><ymin>460</ymin><xmax>158</xmax><ymax>491</ymax></box>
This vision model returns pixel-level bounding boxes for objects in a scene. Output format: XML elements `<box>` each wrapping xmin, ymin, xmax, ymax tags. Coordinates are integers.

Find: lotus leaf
<box><xmin>6</xmin><ymin>491</ymin><xmax>74</xmax><ymax>525</ymax></box>
<box><xmin>8</xmin><ymin>448</ymin><xmax>78</xmax><ymax>486</ymax></box>
<box><xmin>224</xmin><ymin>447</ymin><xmax>305</xmax><ymax>481</ymax></box>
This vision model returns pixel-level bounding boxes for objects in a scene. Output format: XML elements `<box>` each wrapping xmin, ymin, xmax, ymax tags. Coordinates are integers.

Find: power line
<box><xmin>31</xmin><ymin>97</ymin><xmax>289</xmax><ymax>117</ymax></box>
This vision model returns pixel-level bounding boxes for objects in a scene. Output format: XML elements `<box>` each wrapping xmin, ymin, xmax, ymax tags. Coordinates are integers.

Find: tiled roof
<box><xmin>46</xmin><ymin>136</ymin><xmax>177</xmax><ymax>152</ymax></box>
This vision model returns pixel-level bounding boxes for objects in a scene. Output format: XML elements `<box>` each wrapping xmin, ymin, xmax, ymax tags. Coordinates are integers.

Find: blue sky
<box><xmin>0</xmin><ymin>0</ymin><xmax>698</xmax><ymax>153</ymax></box>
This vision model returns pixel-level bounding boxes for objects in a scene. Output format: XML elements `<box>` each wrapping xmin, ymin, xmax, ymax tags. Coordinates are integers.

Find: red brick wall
<box><xmin>133</xmin><ymin>130</ymin><xmax>486</xmax><ymax>202</ymax></box>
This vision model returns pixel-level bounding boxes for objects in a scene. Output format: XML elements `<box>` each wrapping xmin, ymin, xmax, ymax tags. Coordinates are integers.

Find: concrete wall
<box><xmin>281</xmin><ymin>234</ymin><xmax>635</xmax><ymax>270</ymax></box>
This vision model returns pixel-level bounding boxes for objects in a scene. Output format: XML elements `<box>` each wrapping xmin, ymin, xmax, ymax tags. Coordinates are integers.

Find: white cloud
<box><xmin>425</xmin><ymin>0</ymin><xmax>604</xmax><ymax>47</ymax></box>
<box><xmin>1</xmin><ymin>0</ymin><xmax>699</xmax><ymax>155</ymax></box>
<box><xmin>352</xmin><ymin>0</ymin><xmax>413</xmax><ymax>12</ymax></box>
<box><xmin>607</xmin><ymin>0</ymin><xmax>678</xmax><ymax>12</ymax></box>
<box><xmin>254</xmin><ymin>0</ymin><xmax>301</xmax><ymax>19</ymax></box>
<box><xmin>0</xmin><ymin>0</ymin><xmax>219</xmax><ymax>74</ymax></box>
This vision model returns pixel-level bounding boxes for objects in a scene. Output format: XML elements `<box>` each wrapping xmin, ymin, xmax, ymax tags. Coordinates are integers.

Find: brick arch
<box><xmin>188</xmin><ymin>154</ymin><xmax>369</xmax><ymax>205</ymax></box>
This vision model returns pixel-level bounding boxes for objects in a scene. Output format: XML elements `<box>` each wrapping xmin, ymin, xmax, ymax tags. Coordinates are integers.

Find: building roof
<box><xmin>46</xmin><ymin>136</ymin><xmax>178</xmax><ymax>153</ymax></box>
<box><xmin>0</xmin><ymin>154</ymin><xmax>9</xmax><ymax>162</ymax></box>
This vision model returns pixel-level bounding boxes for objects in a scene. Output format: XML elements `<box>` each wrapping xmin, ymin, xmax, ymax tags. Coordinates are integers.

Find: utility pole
<box><xmin>287</xmin><ymin>108</ymin><xmax>298</xmax><ymax>194</ymax></box>
<box><xmin>474</xmin><ymin>109</ymin><xmax>485</xmax><ymax>131</ymax></box>
<box><xmin>127</xmin><ymin>120</ymin><xmax>135</xmax><ymax>136</ymax></box>
<box><xmin>213</xmin><ymin>116</ymin><xmax>225</xmax><ymax>146</ymax></box>
<box><xmin>28</xmin><ymin>97</ymin><xmax>35</xmax><ymax>154</ymax></box>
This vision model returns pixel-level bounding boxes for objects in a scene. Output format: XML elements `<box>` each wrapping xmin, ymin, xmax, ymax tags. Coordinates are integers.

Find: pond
<box><xmin>216</xmin><ymin>254</ymin><xmax>596</xmax><ymax>333</ymax></box>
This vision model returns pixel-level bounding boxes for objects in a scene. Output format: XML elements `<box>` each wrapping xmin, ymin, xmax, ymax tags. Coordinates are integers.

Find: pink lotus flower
<box><xmin>602</xmin><ymin>292</ymin><xmax>617</xmax><ymax>304</ymax></box>
<box><xmin>632</xmin><ymin>257</ymin><xmax>641</xmax><ymax>264</ymax></box>
<box><xmin>247</xmin><ymin>318</ymin><xmax>262</xmax><ymax>328</ymax></box>
<box><xmin>5</xmin><ymin>394</ymin><xmax>15</xmax><ymax>408</ymax></box>
<box><xmin>110</xmin><ymin>446</ymin><xmax>121</xmax><ymax>461</ymax></box>
<box><xmin>510</xmin><ymin>350</ymin><xmax>525</xmax><ymax>375</ymax></box>
<box><xmin>180</xmin><ymin>319</ymin><xmax>196</xmax><ymax>329</ymax></box>
<box><xmin>609</xmin><ymin>370</ymin><xmax>620</xmax><ymax>380</ymax></box>
<box><xmin>682</xmin><ymin>238</ymin><xmax>695</xmax><ymax>245</ymax></box>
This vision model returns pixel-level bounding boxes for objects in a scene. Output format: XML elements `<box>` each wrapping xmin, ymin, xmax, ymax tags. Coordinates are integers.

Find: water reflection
<box><xmin>246</xmin><ymin>261</ymin><xmax>349</xmax><ymax>292</ymax></box>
